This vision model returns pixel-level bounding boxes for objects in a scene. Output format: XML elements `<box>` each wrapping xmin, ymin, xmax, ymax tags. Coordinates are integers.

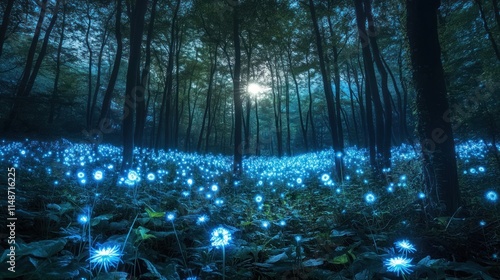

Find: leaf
<box><xmin>135</xmin><ymin>226</ymin><xmax>156</xmax><ymax>241</ymax></box>
<box><xmin>91</xmin><ymin>214</ymin><xmax>114</xmax><ymax>226</ymax></box>
<box><xmin>140</xmin><ymin>258</ymin><xmax>167</xmax><ymax>280</ymax></box>
<box><xmin>302</xmin><ymin>258</ymin><xmax>324</xmax><ymax>267</ymax></box>
<box><xmin>145</xmin><ymin>206</ymin><xmax>165</xmax><ymax>218</ymax></box>
<box><xmin>329</xmin><ymin>248</ymin><xmax>356</xmax><ymax>265</ymax></box>
<box><xmin>266</xmin><ymin>252</ymin><xmax>288</xmax><ymax>263</ymax></box>
<box><xmin>331</xmin><ymin>229</ymin><xmax>355</xmax><ymax>237</ymax></box>
<box><xmin>15</xmin><ymin>239</ymin><xmax>66</xmax><ymax>259</ymax></box>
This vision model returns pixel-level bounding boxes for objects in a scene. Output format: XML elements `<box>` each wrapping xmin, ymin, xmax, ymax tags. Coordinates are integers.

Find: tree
<box><xmin>232</xmin><ymin>0</ymin><xmax>243</xmax><ymax>174</ymax></box>
<box><xmin>307</xmin><ymin>0</ymin><xmax>342</xmax><ymax>177</ymax></box>
<box><xmin>406</xmin><ymin>0</ymin><xmax>461</xmax><ymax>215</ymax></box>
<box><xmin>122</xmin><ymin>0</ymin><xmax>148</xmax><ymax>171</ymax></box>
<box><xmin>0</xmin><ymin>0</ymin><xmax>15</xmax><ymax>59</ymax></box>
<box><xmin>4</xmin><ymin>0</ymin><xmax>59</xmax><ymax>132</ymax></box>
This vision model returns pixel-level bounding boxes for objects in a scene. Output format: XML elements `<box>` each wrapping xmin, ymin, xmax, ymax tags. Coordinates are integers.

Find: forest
<box><xmin>0</xmin><ymin>0</ymin><xmax>499</xmax><ymax>279</ymax></box>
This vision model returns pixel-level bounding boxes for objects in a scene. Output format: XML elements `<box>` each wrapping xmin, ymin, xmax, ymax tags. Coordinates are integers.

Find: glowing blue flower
<box><xmin>211</xmin><ymin>227</ymin><xmax>231</xmax><ymax>247</ymax></box>
<box><xmin>296</xmin><ymin>178</ymin><xmax>302</xmax><ymax>184</ymax></box>
<box><xmin>147</xmin><ymin>173</ymin><xmax>155</xmax><ymax>181</ymax></box>
<box><xmin>479</xmin><ymin>220</ymin><xmax>486</xmax><ymax>227</ymax></box>
<box><xmin>255</xmin><ymin>195</ymin><xmax>263</xmax><ymax>203</ymax></box>
<box><xmin>128</xmin><ymin>170</ymin><xmax>139</xmax><ymax>181</ymax></box>
<box><xmin>166</xmin><ymin>212</ymin><xmax>176</xmax><ymax>221</ymax></box>
<box><xmin>78</xmin><ymin>214</ymin><xmax>89</xmax><ymax>225</ymax></box>
<box><xmin>211</xmin><ymin>184</ymin><xmax>218</xmax><ymax>192</ymax></box>
<box><xmin>89</xmin><ymin>245</ymin><xmax>122</xmax><ymax>272</ymax></box>
<box><xmin>321</xmin><ymin>174</ymin><xmax>330</xmax><ymax>182</ymax></box>
<box><xmin>77</xmin><ymin>172</ymin><xmax>85</xmax><ymax>179</ymax></box>
<box><xmin>187</xmin><ymin>178</ymin><xmax>194</xmax><ymax>186</ymax></box>
<box><xmin>365</xmin><ymin>192</ymin><xmax>376</xmax><ymax>203</ymax></box>
<box><xmin>262</xmin><ymin>221</ymin><xmax>270</xmax><ymax>229</ymax></box>
<box><xmin>93</xmin><ymin>170</ymin><xmax>103</xmax><ymax>181</ymax></box>
<box><xmin>197</xmin><ymin>215</ymin><xmax>209</xmax><ymax>225</ymax></box>
<box><xmin>384</xmin><ymin>256</ymin><xmax>413</xmax><ymax>276</ymax></box>
<box><xmin>478</xmin><ymin>166</ymin><xmax>485</xmax><ymax>172</ymax></box>
<box><xmin>215</xmin><ymin>198</ymin><xmax>224</xmax><ymax>206</ymax></box>
<box><xmin>485</xmin><ymin>190</ymin><xmax>498</xmax><ymax>202</ymax></box>
<box><xmin>395</xmin><ymin>240</ymin><xmax>416</xmax><ymax>255</ymax></box>
<box><xmin>418</xmin><ymin>192</ymin><xmax>425</xmax><ymax>199</ymax></box>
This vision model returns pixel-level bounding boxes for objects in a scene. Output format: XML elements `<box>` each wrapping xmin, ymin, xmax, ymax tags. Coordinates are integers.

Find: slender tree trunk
<box><xmin>174</xmin><ymin>24</ymin><xmax>183</xmax><ymax>149</ymax></box>
<box><xmin>85</xmin><ymin>1</ymin><xmax>93</xmax><ymax>130</ymax></box>
<box><xmin>98</xmin><ymin>0</ymin><xmax>122</xmax><ymax>131</ymax></box>
<box><xmin>308</xmin><ymin>0</ymin><xmax>341</xmax><ymax>176</ymax></box>
<box><xmin>346</xmin><ymin>62</ymin><xmax>360</xmax><ymax>147</ymax></box>
<box><xmin>49</xmin><ymin>0</ymin><xmax>67</xmax><ymax>124</ymax></box>
<box><xmin>288</xmin><ymin>48</ymin><xmax>307</xmax><ymax>150</ymax></box>
<box><xmin>90</xmin><ymin>19</ymin><xmax>111</xmax><ymax>131</ymax></box>
<box><xmin>255</xmin><ymin>96</ymin><xmax>260</xmax><ymax>155</ymax></box>
<box><xmin>407</xmin><ymin>0</ymin><xmax>461</xmax><ymax>215</ymax></box>
<box><xmin>135</xmin><ymin>0</ymin><xmax>157</xmax><ymax>148</ymax></box>
<box><xmin>269</xmin><ymin>57</ymin><xmax>283</xmax><ymax>157</ymax></box>
<box><xmin>365</xmin><ymin>0</ymin><xmax>392</xmax><ymax>168</ymax></box>
<box><xmin>475</xmin><ymin>0</ymin><xmax>500</xmax><ymax>61</ymax></box>
<box><xmin>197</xmin><ymin>45</ymin><xmax>217</xmax><ymax>152</ymax></box>
<box><xmin>492</xmin><ymin>0</ymin><xmax>500</xmax><ymax>28</ymax></box>
<box><xmin>306</xmin><ymin>52</ymin><xmax>317</xmax><ymax>150</ymax></box>
<box><xmin>159</xmin><ymin>0</ymin><xmax>180</xmax><ymax>150</ymax></box>
<box><xmin>354</xmin><ymin>0</ymin><xmax>378</xmax><ymax>167</ymax></box>
<box><xmin>122</xmin><ymin>0</ymin><xmax>148</xmax><ymax>171</ymax></box>
<box><xmin>284</xmin><ymin>56</ymin><xmax>291</xmax><ymax>156</ymax></box>
<box><xmin>0</xmin><ymin>0</ymin><xmax>15</xmax><ymax>59</ymax></box>
<box><xmin>382</xmin><ymin>54</ymin><xmax>403</xmax><ymax>144</ymax></box>
<box><xmin>233</xmin><ymin>2</ymin><xmax>243</xmax><ymax>172</ymax></box>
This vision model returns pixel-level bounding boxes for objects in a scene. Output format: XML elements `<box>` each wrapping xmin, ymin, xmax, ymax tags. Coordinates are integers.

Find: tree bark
<box><xmin>364</xmin><ymin>0</ymin><xmax>392</xmax><ymax>168</ymax></box>
<box><xmin>406</xmin><ymin>0</ymin><xmax>461</xmax><ymax>215</ymax></box>
<box><xmin>122</xmin><ymin>0</ymin><xmax>148</xmax><ymax>171</ymax></box>
<box><xmin>49</xmin><ymin>0</ymin><xmax>67</xmax><ymax>124</ymax></box>
<box><xmin>308</xmin><ymin>0</ymin><xmax>342</xmax><ymax>177</ymax></box>
<box><xmin>232</xmin><ymin>0</ymin><xmax>243</xmax><ymax>174</ymax></box>
<box><xmin>474</xmin><ymin>0</ymin><xmax>500</xmax><ymax>61</ymax></box>
<box><xmin>135</xmin><ymin>0</ymin><xmax>158</xmax><ymax>148</ymax></box>
<box><xmin>98</xmin><ymin>0</ymin><xmax>123</xmax><ymax>132</ymax></box>
<box><xmin>354</xmin><ymin>0</ymin><xmax>378</xmax><ymax>167</ymax></box>
<box><xmin>0</xmin><ymin>0</ymin><xmax>15</xmax><ymax>59</ymax></box>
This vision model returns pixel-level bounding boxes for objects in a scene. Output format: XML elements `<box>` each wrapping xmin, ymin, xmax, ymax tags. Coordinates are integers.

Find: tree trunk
<box><xmin>306</xmin><ymin>51</ymin><xmax>317</xmax><ymax>149</ymax></box>
<box><xmin>122</xmin><ymin>0</ymin><xmax>148</xmax><ymax>171</ymax></box>
<box><xmin>474</xmin><ymin>0</ymin><xmax>500</xmax><ymax>61</ymax></box>
<box><xmin>364</xmin><ymin>0</ymin><xmax>392</xmax><ymax>168</ymax></box>
<box><xmin>0</xmin><ymin>0</ymin><xmax>15</xmax><ymax>58</ymax></box>
<box><xmin>406</xmin><ymin>0</ymin><xmax>461</xmax><ymax>215</ymax></box>
<box><xmin>308</xmin><ymin>0</ymin><xmax>341</xmax><ymax>177</ymax></box>
<box><xmin>49</xmin><ymin>0</ymin><xmax>67</xmax><ymax>124</ymax></box>
<box><xmin>233</xmin><ymin>0</ymin><xmax>243</xmax><ymax>174</ymax></box>
<box><xmin>135</xmin><ymin>0</ymin><xmax>157</xmax><ymax>148</ymax></box>
<box><xmin>346</xmin><ymin>62</ymin><xmax>360</xmax><ymax>147</ymax></box>
<box><xmin>354</xmin><ymin>0</ymin><xmax>378</xmax><ymax>167</ymax></box>
<box><xmin>158</xmin><ymin>0</ymin><xmax>180</xmax><ymax>150</ymax></box>
<box><xmin>98</xmin><ymin>0</ymin><xmax>123</xmax><ymax>132</ymax></box>
<box><xmin>90</xmin><ymin>17</ymin><xmax>111</xmax><ymax>132</ymax></box>
<box><xmin>197</xmin><ymin>44</ymin><xmax>217</xmax><ymax>152</ymax></box>
<box><xmin>288</xmin><ymin>48</ymin><xmax>307</xmax><ymax>150</ymax></box>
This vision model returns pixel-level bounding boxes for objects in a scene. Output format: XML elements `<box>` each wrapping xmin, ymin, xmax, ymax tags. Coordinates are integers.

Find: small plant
<box><xmin>210</xmin><ymin>226</ymin><xmax>231</xmax><ymax>280</ymax></box>
<box><xmin>88</xmin><ymin>244</ymin><xmax>122</xmax><ymax>274</ymax></box>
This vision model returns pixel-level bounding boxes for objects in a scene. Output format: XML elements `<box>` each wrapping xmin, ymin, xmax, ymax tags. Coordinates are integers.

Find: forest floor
<box><xmin>0</xmin><ymin>139</ymin><xmax>499</xmax><ymax>280</ymax></box>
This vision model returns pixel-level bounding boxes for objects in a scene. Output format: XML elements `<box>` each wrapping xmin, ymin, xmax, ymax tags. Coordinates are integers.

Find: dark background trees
<box><xmin>0</xmin><ymin>0</ymin><xmax>498</xmax><ymax>211</ymax></box>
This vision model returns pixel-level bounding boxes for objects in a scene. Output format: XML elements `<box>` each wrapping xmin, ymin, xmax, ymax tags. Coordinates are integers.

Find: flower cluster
<box><xmin>89</xmin><ymin>245</ymin><xmax>122</xmax><ymax>272</ymax></box>
<box><xmin>384</xmin><ymin>239</ymin><xmax>417</xmax><ymax>277</ymax></box>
